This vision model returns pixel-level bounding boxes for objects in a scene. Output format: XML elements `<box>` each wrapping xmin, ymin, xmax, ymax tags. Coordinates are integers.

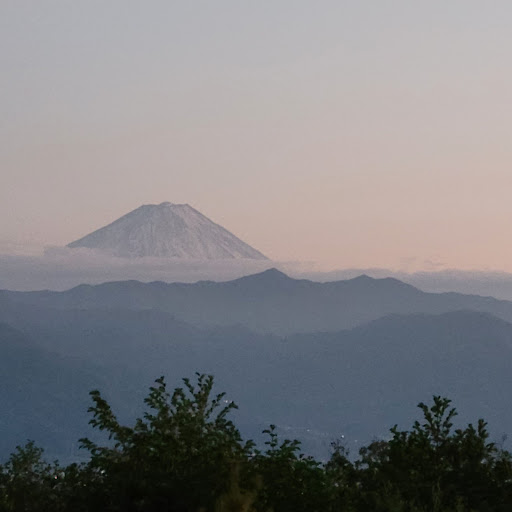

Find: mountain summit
<box><xmin>68</xmin><ymin>202</ymin><xmax>268</xmax><ymax>259</ymax></box>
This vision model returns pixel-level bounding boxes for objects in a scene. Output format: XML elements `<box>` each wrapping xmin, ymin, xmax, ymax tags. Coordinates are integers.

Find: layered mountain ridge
<box><xmin>4</xmin><ymin>269</ymin><xmax>512</xmax><ymax>461</ymax></box>
<box><xmin>3</xmin><ymin>269</ymin><xmax>512</xmax><ymax>334</ymax></box>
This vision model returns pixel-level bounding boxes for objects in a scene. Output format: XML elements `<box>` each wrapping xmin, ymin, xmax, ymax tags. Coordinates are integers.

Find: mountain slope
<box><xmin>0</xmin><ymin>322</ymin><xmax>142</xmax><ymax>461</ymax></box>
<box><xmin>3</xmin><ymin>310</ymin><xmax>512</xmax><ymax>460</ymax></box>
<box><xmin>68</xmin><ymin>202</ymin><xmax>267</xmax><ymax>259</ymax></box>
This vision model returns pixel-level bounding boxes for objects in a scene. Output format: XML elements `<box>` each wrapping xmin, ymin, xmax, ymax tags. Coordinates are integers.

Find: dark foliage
<box><xmin>1</xmin><ymin>376</ymin><xmax>511</xmax><ymax>512</ymax></box>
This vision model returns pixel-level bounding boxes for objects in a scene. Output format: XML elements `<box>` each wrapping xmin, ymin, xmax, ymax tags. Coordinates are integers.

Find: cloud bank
<box><xmin>2</xmin><ymin>247</ymin><xmax>512</xmax><ymax>302</ymax></box>
<box><xmin>0</xmin><ymin>247</ymin><xmax>279</xmax><ymax>291</ymax></box>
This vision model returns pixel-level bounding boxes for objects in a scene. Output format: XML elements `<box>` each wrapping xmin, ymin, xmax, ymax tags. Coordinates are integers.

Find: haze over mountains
<box><xmin>68</xmin><ymin>202</ymin><xmax>267</xmax><ymax>260</ymax></box>
<box><xmin>4</xmin><ymin>268</ymin><xmax>512</xmax><ymax>335</ymax></box>
<box><xmin>2</xmin><ymin>269</ymin><xmax>512</xmax><ymax>461</ymax></box>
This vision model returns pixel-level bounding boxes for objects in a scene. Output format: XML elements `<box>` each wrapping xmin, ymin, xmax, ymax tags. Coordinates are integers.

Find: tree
<box><xmin>79</xmin><ymin>373</ymin><xmax>254</xmax><ymax>512</ymax></box>
<box><xmin>3</xmin><ymin>377</ymin><xmax>512</xmax><ymax>512</ymax></box>
<box><xmin>325</xmin><ymin>440</ymin><xmax>358</xmax><ymax>512</ymax></box>
<box><xmin>0</xmin><ymin>441</ymin><xmax>64</xmax><ymax>512</ymax></box>
<box><xmin>354</xmin><ymin>396</ymin><xmax>512</xmax><ymax>512</ymax></box>
<box><xmin>249</xmin><ymin>425</ymin><xmax>332</xmax><ymax>512</ymax></box>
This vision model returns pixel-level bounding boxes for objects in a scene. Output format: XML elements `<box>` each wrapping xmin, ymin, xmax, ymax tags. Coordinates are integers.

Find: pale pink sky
<box><xmin>2</xmin><ymin>1</ymin><xmax>512</xmax><ymax>271</ymax></box>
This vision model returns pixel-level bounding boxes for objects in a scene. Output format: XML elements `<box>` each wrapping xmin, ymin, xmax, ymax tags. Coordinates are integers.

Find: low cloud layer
<box><xmin>0</xmin><ymin>247</ymin><xmax>278</xmax><ymax>291</ymax></box>
<box><xmin>2</xmin><ymin>247</ymin><xmax>512</xmax><ymax>301</ymax></box>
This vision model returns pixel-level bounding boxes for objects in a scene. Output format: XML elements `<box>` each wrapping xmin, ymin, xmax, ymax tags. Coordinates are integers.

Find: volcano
<box><xmin>68</xmin><ymin>202</ymin><xmax>268</xmax><ymax>259</ymax></box>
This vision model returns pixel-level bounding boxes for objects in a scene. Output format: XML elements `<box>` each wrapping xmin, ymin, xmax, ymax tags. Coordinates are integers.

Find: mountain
<box><xmin>4</xmin><ymin>269</ymin><xmax>512</xmax><ymax>335</ymax></box>
<box><xmin>0</xmin><ymin>322</ymin><xmax>141</xmax><ymax>462</ymax></box>
<box><xmin>6</xmin><ymin>270</ymin><xmax>512</xmax><ymax>460</ymax></box>
<box><xmin>67</xmin><ymin>202</ymin><xmax>267</xmax><ymax>259</ymax></box>
<box><xmin>3</xmin><ymin>308</ymin><xmax>512</xmax><ymax>461</ymax></box>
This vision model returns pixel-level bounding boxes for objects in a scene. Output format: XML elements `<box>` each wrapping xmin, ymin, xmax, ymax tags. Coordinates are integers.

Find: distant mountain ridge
<box><xmin>68</xmin><ymin>202</ymin><xmax>267</xmax><ymax>260</ymax></box>
<box><xmin>3</xmin><ymin>268</ymin><xmax>512</xmax><ymax>335</ymax></box>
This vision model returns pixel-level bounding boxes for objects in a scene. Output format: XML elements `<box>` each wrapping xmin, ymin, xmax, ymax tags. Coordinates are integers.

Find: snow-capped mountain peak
<box><xmin>68</xmin><ymin>202</ymin><xmax>268</xmax><ymax>260</ymax></box>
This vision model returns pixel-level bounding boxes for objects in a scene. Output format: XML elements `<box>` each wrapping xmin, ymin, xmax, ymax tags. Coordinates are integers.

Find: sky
<box><xmin>2</xmin><ymin>1</ymin><xmax>512</xmax><ymax>272</ymax></box>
